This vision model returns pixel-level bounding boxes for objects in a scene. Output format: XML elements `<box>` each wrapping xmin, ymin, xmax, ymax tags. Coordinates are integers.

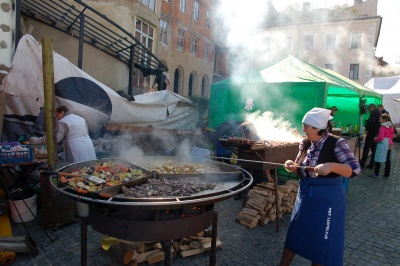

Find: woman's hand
<box><xmin>284</xmin><ymin>160</ymin><xmax>298</xmax><ymax>173</ymax></box>
<box><xmin>314</xmin><ymin>163</ymin><xmax>332</xmax><ymax>176</ymax></box>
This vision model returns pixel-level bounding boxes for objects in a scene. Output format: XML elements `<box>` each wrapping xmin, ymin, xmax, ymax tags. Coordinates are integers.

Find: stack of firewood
<box><xmin>105</xmin><ymin>230</ymin><xmax>222</xmax><ymax>265</ymax></box>
<box><xmin>236</xmin><ymin>180</ymin><xmax>299</xmax><ymax>228</ymax></box>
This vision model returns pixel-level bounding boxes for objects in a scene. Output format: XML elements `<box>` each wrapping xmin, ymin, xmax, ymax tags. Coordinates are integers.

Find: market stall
<box><xmin>208</xmin><ymin>55</ymin><xmax>382</xmax><ymax>135</ymax></box>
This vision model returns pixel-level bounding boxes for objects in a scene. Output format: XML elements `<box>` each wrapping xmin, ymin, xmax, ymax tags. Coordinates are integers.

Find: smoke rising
<box><xmin>246</xmin><ymin>110</ymin><xmax>302</xmax><ymax>142</ymax></box>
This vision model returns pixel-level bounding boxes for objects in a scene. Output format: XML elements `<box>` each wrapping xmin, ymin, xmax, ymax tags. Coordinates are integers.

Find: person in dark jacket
<box><xmin>360</xmin><ymin>104</ymin><xmax>382</xmax><ymax>169</ymax></box>
<box><xmin>377</xmin><ymin>104</ymin><xmax>390</xmax><ymax>115</ymax></box>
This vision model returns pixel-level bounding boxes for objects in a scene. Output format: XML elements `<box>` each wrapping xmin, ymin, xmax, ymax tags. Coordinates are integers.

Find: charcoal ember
<box><xmin>123</xmin><ymin>177</ymin><xmax>217</xmax><ymax>198</ymax></box>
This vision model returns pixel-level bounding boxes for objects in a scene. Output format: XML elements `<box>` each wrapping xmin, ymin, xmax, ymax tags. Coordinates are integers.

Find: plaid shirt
<box><xmin>295</xmin><ymin>133</ymin><xmax>361</xmax><ymax>178</ymax></box>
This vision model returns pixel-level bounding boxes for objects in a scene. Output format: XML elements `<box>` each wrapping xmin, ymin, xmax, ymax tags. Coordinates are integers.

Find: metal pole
<box><xmin>14</xmin><ymin>0</ymin><xmax>21</xmax><ymax>52</ymax></box>
<box><xmin>274</xmin><ymin>168</ymin><xmax>280</xmax><ymax>232</ymax></box>
<box><xmin>81</xmin><ymin>218</ymin><xmax>88</xmax><ymax>266</ymax></box>
<box><xmin>78</xmin><ymin>13</ymin><xmax>85</xmax><ymax>69</ymax></box>
<box><xmin>41</xmin><ymin>37</ymin><xmax>58</xmax><ymax>169</ymax></box>
<box><xmin>209</xmin><ymin>211</ymin><xmax>218</xmax><ymax>266</ymax></box>
<box><xmin>128</xmin><ymin>45</ymin><xmax>135</xmax><ymax>95</ymax></box>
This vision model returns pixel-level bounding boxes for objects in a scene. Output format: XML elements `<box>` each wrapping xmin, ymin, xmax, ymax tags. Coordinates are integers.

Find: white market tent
<box><xmin>364</xmin><ymin>75</ymin><xmax>400</xmax><ymax>124</ymax></box>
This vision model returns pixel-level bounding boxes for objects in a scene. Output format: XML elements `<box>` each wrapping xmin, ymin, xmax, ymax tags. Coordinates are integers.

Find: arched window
<box><xmin>174</xmin><ymin>69</ymin><xmax>180</xmax><ymax>94</ymax></box>
<box><xmin>188</xmin><ymin>72</ymin><xmax>196</xmax><ymax>96</ymax></box>
<box><xmin>201</xmin><ymin>76</ymin><xmax>209</xmax><ymax>97</ymax></box>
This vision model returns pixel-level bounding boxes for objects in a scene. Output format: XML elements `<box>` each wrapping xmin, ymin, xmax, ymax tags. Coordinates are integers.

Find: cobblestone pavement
<box><xmin>8</xmin><ymin>144</ymin><xmax>400</xmax><ymax>266</ymax></box>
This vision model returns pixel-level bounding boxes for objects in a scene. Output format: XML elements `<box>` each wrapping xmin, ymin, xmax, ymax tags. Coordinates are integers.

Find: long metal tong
<box><xmin>206</xmin><ymin>156</ymin><xmax>314</xmax><ymax>171</ymax></box>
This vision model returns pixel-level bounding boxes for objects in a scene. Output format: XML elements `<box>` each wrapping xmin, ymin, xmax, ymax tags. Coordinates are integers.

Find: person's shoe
<box><xmin>368</xmin><ymin>173</ymin><xmax>379</xmax><ymax>178</ymax></box>
<box><xmin>366</xmin><ymin>165</ymin><xmax>374</xmax><ymax>169</ymax></box>
<box><xmin>383</xmin><ymin>175</ymin><xmax>390</xmax><ymax>178</ymax></box>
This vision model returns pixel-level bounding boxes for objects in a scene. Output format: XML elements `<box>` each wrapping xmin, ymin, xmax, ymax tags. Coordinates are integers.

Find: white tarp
<box><xmin>0</xmin><ymin>35</ymin><xmax>199</xmax><ymax>141</ymax></box>
<box><xmin>364</xmin><ymin>75</ymin><xmax>400</xmax><ymax>124</ymax></box>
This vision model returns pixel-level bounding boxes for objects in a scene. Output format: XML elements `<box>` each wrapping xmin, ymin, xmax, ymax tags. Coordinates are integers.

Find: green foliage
<box><xmin>188</xmin><ymin>96</ymin><xmax>209</xmax><ymax>107</ymax></box>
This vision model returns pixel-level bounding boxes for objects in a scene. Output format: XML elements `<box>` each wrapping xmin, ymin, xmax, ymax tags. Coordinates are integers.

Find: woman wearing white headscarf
<box><xmin>279</xmin><ymin>107</ymin><xmax>361</xmax><ymax>266</ymax></box>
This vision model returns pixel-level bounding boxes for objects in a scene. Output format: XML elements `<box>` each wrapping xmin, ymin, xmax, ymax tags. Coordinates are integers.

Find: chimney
<box><xmin>303</xmin><ymin>2</ymin><xmax>311</xmax><ymax>12</ymax></box>
<box><xmin>354</xmin><ymin>0</ymin><xmax>363</xmax><ymax>4</ymax></box>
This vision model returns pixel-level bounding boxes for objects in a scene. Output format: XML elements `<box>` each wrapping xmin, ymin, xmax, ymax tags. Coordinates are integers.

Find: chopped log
<box><xmin>268</xmin><ymin>213</ymin><xmax>276</xmax><ymax>221</ymax></box>
<box><xmin>201</xmin><ymin>240</ymin><xmax>223</xmax><ymax>252</ymax></box>
<box><xmin>119</xmin><ymin>241</ymin><xmax>146</xmax><ymax>253</ymax></box>
<box><xmin>245</xmin><ymin>201</ymin><xmax>264</xmax><ymax>210</ymax></box>
<box><xmin>285</xmin><ymin>180</ymin><xmax>299</xmax><ymax>187</ymax></box>
<box><xmin>197</xmin><ymin>237</ymin><xmax>212</xmax><ymax>244</ymax></box>
<box><xmin>152</xmin><ymin>243</ymin><xmax>162</xmax><ymax>250</ymax></box>
<box><xmin>180</xmin><ymin>248</ymin><xmax>203</xmax><ymax>257</ymax></box>
<box><xmin>123</xmin><ymin>250</ymin><xmax>135</xmax><ymax>265</ymax></box>
<box><xmin>172</xmin><ymin>241</ymin><xmax>181</xmax><ymax>252</ymax></box>
<box><xmin>239</xmin><ymin>219</ymin><xmax>256</xmax><ymax>228</ymax></box>
<box><xmin>247</xmin><ymin>190</ymin><xmax>268</xmax><ymax>206</ymax></box>
<box><xmin>237</xmin><ymin>212</ymin><xmax>258</xmax><ymax>225</ymax></box>
<box><xmin>265</xmin><ymin>196</ymin><xmax>275</xmax><ymax>203</ymax></box>
<box><xmin>136</xmin><ymin>249</ymin><xmax>160</xmax><ymax>263</ymax></box>
<box><xmin>259</xmin><ymin>216</ymin><xmax>270</xmax><ymax>225</ymax></box>
<box><xmin>180</xmin><ymin>245</ymin><xmax>191</xmax><ymax>251</ymax></box>
<box><xmin>189</xmin><ymin>241</ymin><xmax>202</xmax><ymax>249</ymax></box>
<box><xmin>196</xmin><ymin>231</ymin><xmax>205</xmax><ymax>237</ymax></box>
<box><xmin>241</xmin><ymin>207</ymin><xmax>259</xmax><ymax>217</ymax></box>
<box><xmin>123</xmin><ymin>251</ymin><xmax>133</xmax><ymax>265</ymax></box>
<box><xmin>147</xmin><ymin>250</ymin><xmax>165</xmax><ymax>265</ymax></box>
<box><xmin>252</xmin><ymin>189</ymin><xmax>271</xmax><ymax>196</ymax></box>
<box><xmin>180</xmin><ymin>238</ymin><xmax>192</xmax><ymax>245</ymax></box>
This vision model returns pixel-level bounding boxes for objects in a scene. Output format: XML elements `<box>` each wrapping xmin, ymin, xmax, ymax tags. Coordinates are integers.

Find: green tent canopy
<box><xmin>208</xmin><ymin>55</ymin><xmax>382</xmax><ymax>133</ymax></box>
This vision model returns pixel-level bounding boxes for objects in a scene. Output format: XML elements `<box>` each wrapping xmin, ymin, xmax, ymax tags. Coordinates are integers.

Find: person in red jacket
<box><xmin>372</xmin><ymin>114</ymin><xmax>397</xmax><ymax>178</ymax></box>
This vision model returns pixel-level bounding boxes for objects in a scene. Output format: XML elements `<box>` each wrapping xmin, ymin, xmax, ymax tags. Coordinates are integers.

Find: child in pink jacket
<box><xmin>373</xmin><ymin>114</ymin><xmax>397</xmax><ymax>177</ymax></box>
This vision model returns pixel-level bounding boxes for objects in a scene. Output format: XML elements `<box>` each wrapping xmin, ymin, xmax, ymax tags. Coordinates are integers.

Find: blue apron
<box><xmin>285</xmin><ymin>177</ymin><xmax>346</xmax><ymax>266</ymax></box>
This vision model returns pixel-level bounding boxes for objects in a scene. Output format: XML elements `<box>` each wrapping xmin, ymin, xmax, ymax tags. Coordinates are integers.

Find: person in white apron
<box><xmin>30</xmin><ymin>106</ymin><xmax>97</xmax><ymax>163</ymax></box>
<box><xmin>279</xmin><ymin>107</ymin><xmax>361</xmax><ymax>266</ymax></box>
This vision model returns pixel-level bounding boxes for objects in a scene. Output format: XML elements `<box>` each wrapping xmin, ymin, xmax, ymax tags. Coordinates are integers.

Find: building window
<box><xmin>191</xmin><ymin>36</ymin><xmax>198</xmax><ymax>57</ymax></box>
<box><xmin>180</xmin><ymin>0</ymin><xmax>186</xmax><ymax>12</ymax></box>
<box><xmin>134</xmin><ymin>19</ymin><xmax>154</xmax><ymax>88</ymax></box>
<box><xmin>160</xmin><ymin>20</ymin><xmax>168</xmax><ymax>45</ymax></box>
<box><xmin>326</xmin><ymin>34</ymin><xmax>336</xmax><ymax>50</ymax></box>
<box><xmin>194</xmin><ymin>1</ymin><xmax>199</xmax><ymax>21</ymax></box>
<box><xmin>349</xmin><ymin>64</ymin><xmax>359</xmax><ymax>79</ymax></box>
<box><xmin>206</xmin><ymin>11</ymin><xmax>210</xmax><ymax>29</ymax></box>
<box><xmin>282</xmin><ymin>36</ymin><xmax>291</xmax><ymax>51</ymax></box>
<box><xmin>204</xmin><ymin>43</ymin><xmax>210</xmax><ymax>61</ymax></box>
<box><xmin>324</xmin><ymin>64</ymin><xmax>334</xmax><ymax>70</ymax></box>
<box><xmin>304</xmin><ymin>35</ymin><xmax>313</xmax><ymax>50</ymax></box>
<box><xmin>139</xmin><ymin>0</ymin><xmax>155</xmax><ymax>11</ymax></box>
<box><xmin>178</xmin><ymin>28</ymin><xmax>185</xmax><ymax>51</ymax></box>
<box><xmin>174</xmin><ymin>69</ymin><xmax>180</xmax><ymax>94</ymax></box>
<box><xmin>188</xmin><ymin>73</ymin><xmax>196</xmax><ymax>96</ymax></box>
<box><xmin>351</xmin><ymin>32</ymin><xmax>362</xmax><ymax>49</ymax></box>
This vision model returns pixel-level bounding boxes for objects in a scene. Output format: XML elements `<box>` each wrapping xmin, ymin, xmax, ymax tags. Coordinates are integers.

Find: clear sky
<box><xmin>271</xmin><ymin>0</ymin><xmax>400</xmax><ymax>65</ymax></box>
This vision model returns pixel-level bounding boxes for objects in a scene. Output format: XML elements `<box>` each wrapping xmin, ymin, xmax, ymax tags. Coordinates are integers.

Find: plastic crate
<box><xmin>0</xmin><ymin>145</ymin><xmax>33</xmax><ymax>164</ymax></box>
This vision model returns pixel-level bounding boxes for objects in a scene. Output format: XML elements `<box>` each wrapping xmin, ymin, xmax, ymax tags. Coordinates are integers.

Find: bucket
<box><xmin>8</xmin><ymin>194</ymin><xmax>37</xmax><ymax>223</ymax></box>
